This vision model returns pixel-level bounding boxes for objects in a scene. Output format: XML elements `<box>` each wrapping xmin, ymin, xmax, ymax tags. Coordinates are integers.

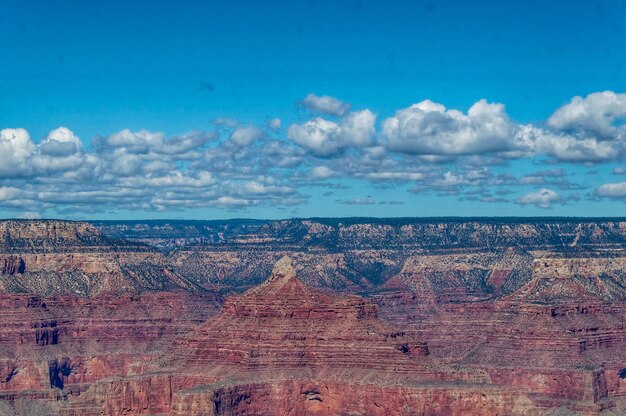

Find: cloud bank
<box><xmin>2</xmin><ymin>90</ymin><xmax>626</xmax><ymax>216</ymax></box>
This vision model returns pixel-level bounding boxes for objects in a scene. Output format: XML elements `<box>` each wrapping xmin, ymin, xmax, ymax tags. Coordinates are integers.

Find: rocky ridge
<box><xmin>0</xmin><ymin>220</ymin><xmax>199</xmax><ymax>297</ymax></box>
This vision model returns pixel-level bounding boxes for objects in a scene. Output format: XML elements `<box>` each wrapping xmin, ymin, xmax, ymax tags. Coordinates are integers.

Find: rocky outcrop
<box><xmin>172</xmin><ymin>256</ymin><xmax>431</xmax><ymax>372</ymax></box>
<box><xmin>95</xmin><ymin>218</ymin><xmax>626</xmax><ymax>252</ymax></box>
<box><xmin>171</xmin><ymin>380</ymin><xmax>546</xmax><ymax>416</ymax></box>
<box><xmin>0</xmin><ymin>290</ymin><xmax>221</xmax><ymax>415</ymax></box>
<box><xmin>115</xmin><ymin>219</ymin><xmax>625</xmax><ymax>303</ymax></box>
<box><xmin>2</xmin><ymin>256</ymin><xmax>25</xmax><ymax>275</ymax></box>
<box><xmin>0</xmin><ymin>220</ymin><xmax>200</xmax><ymax>296</ymax></box>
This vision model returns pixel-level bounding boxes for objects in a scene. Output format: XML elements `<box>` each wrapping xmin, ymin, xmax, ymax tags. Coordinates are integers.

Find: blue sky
<box><xmin>1</xmin><ymin>0</ymin><xmax>626</xmax><ymax>219</ymax></box>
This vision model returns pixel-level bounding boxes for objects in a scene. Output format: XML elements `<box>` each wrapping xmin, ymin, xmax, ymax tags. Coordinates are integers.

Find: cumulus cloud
<box><xmin>300</xmin><ymin>93</ymin><xmax>351</xmax><ymax>116</ymax></box>
<box><xmin>104</xmin><ymin>129</ymin><xmax>163</xmax><ymax>153</ymax></box>
<box><xmin>0</xmin><ymin>186</ymin><xmax>21</xmax><ymax>201</ymax></box>
<box><xmin>380</xmin><ymin>94</ymin><xmax>626</xmax><ymax>163</ymax></box>
<box><xmin>30</xmin><ymin>127</ymin><xmax>88</xmax><ymax>173</ymax></box>
<box><xmin>383</xmin><ymin>99</ymin><xmax>520</xmax><ymax>156</ymax></box>
<box><xmin>94</xmin><ymin>129</ymin><xmax>215</xmax><ymax>157</ymax></box>
<box><xmin>515</xmin><ymin>91</ymin><xmax>626</xmax><ymax>163</ymax></box>
<box><xmin>516</xmin><ymin>188</ymin><xmax>561</xmax><ymax>209</ymax></box>
<box><xmin>357</xmin><ymin>171</ymin><xmax>424</xmax><ymax>181</ymax></box>
<box><xmin>212</xmin><ymin>117</ymin><xmax>238</xmax><ymax>128</ymax></box>
<box><xmin>519</xmin><ymin>169</ymin><xmax>564</xmax><ymax>185</ymax></box>
<box><xmin>310</xmin><ymin>166</ymin><xmax>335</xmax><ymax>179</ymax></box>
<box><xmin>3</xmin><ymin>90</ymin><xmax>626</xmax><ymax>216</ymax></box>
<box><xmin>548</xmin><ymin>91</ymin><xmax>626</xmax><ymax>139</ymax></box>
<box><xmin>517</xmin><ymin>125</ymin><xmax>621</xmax><ymax>162</ymax></box>
<box><xmin>160</xmin><ymin>131</ymin><xmax>216</xmax><ymax>155</ymax></box>
<box><xmin>287</xmin><ymin>109</ymin><xmax>376</xmax><ymax>156</ymax></box>
<box><xmin>0</xmin><ymin>128</ymin><xmax>35</xmax><ymax>177</ymax></box>
<box><xmin>40</xmin><ymin>127</ymin><xmax>83</xmax><ymax>156</ymax></box>
<box><xmin>596</xmin><ymin>182</ymin><xmax>626</xmax><ymax>198</ymax></box>
<box><xmin>0</xmin><ymin>125</ymin><xmax>305</xmax><ymax>215</ymax></box>
<box><xmin>288</xmin><ymin>118</ymin><xmax>339</xmax><ymax>156</ymax></box>
<box><xmin>229</xmin><ymin>126</ymin><xmax>264</xmax><ymax>147</ymax></box>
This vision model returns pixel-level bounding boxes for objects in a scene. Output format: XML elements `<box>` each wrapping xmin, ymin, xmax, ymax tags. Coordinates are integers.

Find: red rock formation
<box><xmin>46</xmin><ymin>257</ymin><xmax>622</xmax><ymax>415</ymax></box>
<box><xmin>0</xmin><ymin>290</ymin><xmax>221</xmax><ymax>415</ymax></box>
<box><xmin>171</xmin><ymin>380</ymin><xmax>546</xmax><ymax>416</ymax></box>
<box><xmin>170</xmin><ymin>256</ymin><xmax>431</xmax><ymax>374</ymax></box>
<box><xmin>0</xmin><ymin>220</ymin><xmax>201</xmax><ymax>296</ymax></box>
<box><xmin>1</xmin><ymin>215</ymin><xmax>626</xmax><ymax>415</ymax></box>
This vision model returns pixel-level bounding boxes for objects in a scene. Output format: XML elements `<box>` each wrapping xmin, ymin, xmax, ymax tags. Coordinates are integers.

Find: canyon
<box><xmin>0</xmin><ymin>218</ymin><xmax>624</xmax><ymax>415</ymax></box>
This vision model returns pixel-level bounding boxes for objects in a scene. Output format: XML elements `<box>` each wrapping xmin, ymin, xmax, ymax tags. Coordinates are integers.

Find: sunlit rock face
<box><xmin>0</xmin><ymin>220</ymin><xmax>200</xmax><ymax>296</ymax></box>
<box><xmin>169</xmin><ymin>256</ymin><xmax>430</xmax><ymax>372</ymax></box>
<box><xmin>0</xmin><ymin>219</ymin><xmax>625</xmax><ymax>414</ymax></box>
<box><xmin>105</xmin><ymin>219</ymin><xmax>626</xmax><ymax>303</ymax></box>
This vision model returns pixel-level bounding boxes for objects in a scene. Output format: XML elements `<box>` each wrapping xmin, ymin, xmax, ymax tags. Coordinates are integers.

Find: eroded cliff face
<box><xmin>0</xmin><ymin>220</ymin><xmax>199</xmax><ymax>296</ymax></box>
<box><xmin>0</xmin><ymin>291</ymin><xmax>221</xmax><ymax>416</ymax></box>
<box><xmin>6</xmin><ymin>219</ymin><xmax>626</xmax><ymax>302</ymax></box>
<box><xmin>17</xmin><ymin>256</ymin><xmax>619</xmax><ymax>416</ymax></box>
<box><xmin>0</xmin><ymin>219</ymin><xmax>625</xmax><ymax>415</ymax></box>
<box><xmin>171</xmin><ymin>380</ymin><xmax>545</xmax><ymax>416</ymax></box>
<box><xmin>108</xmin><ymin>219</ymin><xmax>625</xmax><ymax>304</ymax></box>
<box><xmin>168</xmin><ymin>256</ymin><xmax>430</xmax><ymax>373</ymax></box>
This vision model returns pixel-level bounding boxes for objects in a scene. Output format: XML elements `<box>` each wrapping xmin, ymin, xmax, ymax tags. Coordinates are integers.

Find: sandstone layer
<box><xmin>0</xmin><ymin>220</ymin><xmax>199</xmax><ymax>296</ymax></box>
<box><xmin>23</xmin><ymin>256</ymin><xmax>622</xmax><ymax>415</ymax></box>
<box><xmin>0</xmin><ymin>219</ymin><xmax>624</xmax><ymax>414</ymax></box>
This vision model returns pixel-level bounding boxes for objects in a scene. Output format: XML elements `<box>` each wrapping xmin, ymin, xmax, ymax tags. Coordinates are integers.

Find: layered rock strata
<box><xmin>0</xmin><ymin>220</ymin><xmax>199</xmax><ymax>296</ymax></box>
<box><xmin>42</xmin><ymin>257</ymin><xmax>623</xmax><ymax>415</ymax></box>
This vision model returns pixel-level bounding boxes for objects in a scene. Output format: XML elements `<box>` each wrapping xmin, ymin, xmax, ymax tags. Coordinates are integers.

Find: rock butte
<box><xmin>0</xmin><ymin>219</ymin><xmax>624</xmax><ymax>415</ymax></box>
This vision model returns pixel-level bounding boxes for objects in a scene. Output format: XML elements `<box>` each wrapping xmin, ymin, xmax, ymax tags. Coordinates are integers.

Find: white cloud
<box><xmin>160</xmin><ymin>131</ymin><xmax>215</xmax><ymax>155</ymax></box>
<box><xmin>0</xmin><ymin>128</ymin><xmax>35</xmax><ymax>177</ymax></box>
<box><xmin>212</xmin><ymin>117</ymin><xmax>239</xmax><ymax>128</ymax></box>
<box><xmin>288</xmin><ymin>118</ymin><xmax>339</xmax><ymax>156</ymax></box>
<box><xmin>300</xmin><ymin>93</ymin><xmax>351</xmax><ymax>116</ymax></box>
<box><xmin>310</xmin><ymin>166</ymin><xmax>335</xmax><ymax>179</ymax></box>
<box><xmin>548</xmin><ymin>91</ymin><xmax>626</xmax><ymax>139</ymax></box>
<box><xmin>516</xmin><ymin>188</ymin><xmax>561</xmax><ymax>209</ymax></box>
<box><xmin>40</xmin><ymin>127</ymin><xmax>83</xmax><ymax>155</ymax></box>
<box><xmin>339</xmin><ymin>110</ymin><xmax>376</xmax><ymax>147</ymax></box>
<box><xmin>436</xmin><ymin>171</ymin><xmax>465</xmax><ymax>186</ymax></box>
<box><xmin>0</xmin><ymin>187</ymin><xmax>21</xmax><ymax>201</ymax></box>
<box><xmin>383</xmin><ymin>99</ymin><xmax>519</xmax><ymax>156</ymax></box>
<box><xmin>229</xmin><ymin>126</ymin><xmax>264</xmax><ymax>147</ymax></box>
<box><xmin>105</xmin><ymin>129</ymin><xmax>163</xmax><ymax>153</ymax></box>
<box><xmin>381</xmin><ymin>93</ymin><xmax>626</xmax><ymax>162</ymax></box>
<box><xmin>32</xmin><ymin>127</ymin><xmax>86</xmax><ymax>172</ymax></box>
<box><xmin>215</xmin><ymin>196</ymin><xmax>253</xmax><ymax>207</ymax></box>
<box><xmin>596</xmin><ymin>182</ymin><xmax>626</xmax><ymax>198</ymax></box>
<box><xmin>3</xmin><ymin>90</ymin><xmax>626</xmax><ymax>215</ymax></box>
<box><xmin>99</xmin><ymin>129</ymin><xmax>215</xmax><ymax>157</ymax></box>
<box><xmin>143</xmin><ymin>171</ymin><xmax>215</xmax><ymax>188</ymax></box>
<box><xmin>517</xmin><ymin>124</ymin><xmax>622</xmax><ymax>162</ymax></box>
<box><xmin>0</xmin><ymin>126</ymin><xmax>304</xmax><ymax>214</ymax></box>
<box><xmin>521</xmin><ymin>91</ymin><xmax>626</xmax><ymax>163</ymax></box>
<box><xmin>287</xmin><ymin>110</ymin><xmax>376</xmax><ymax>156</ymax></box>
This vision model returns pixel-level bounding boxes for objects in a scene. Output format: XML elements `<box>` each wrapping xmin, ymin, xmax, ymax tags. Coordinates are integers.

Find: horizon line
<box><xmin>4</xmin><ymin>216</ymin><xmax>626</xmax><ymax>223</ymax></box>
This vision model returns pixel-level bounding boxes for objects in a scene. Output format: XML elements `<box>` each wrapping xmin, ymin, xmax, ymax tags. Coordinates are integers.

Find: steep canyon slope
<box><xmin>0</xmin><ymin>218</ymin><xmax>624</xmax><ymax>415</ymax></box>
